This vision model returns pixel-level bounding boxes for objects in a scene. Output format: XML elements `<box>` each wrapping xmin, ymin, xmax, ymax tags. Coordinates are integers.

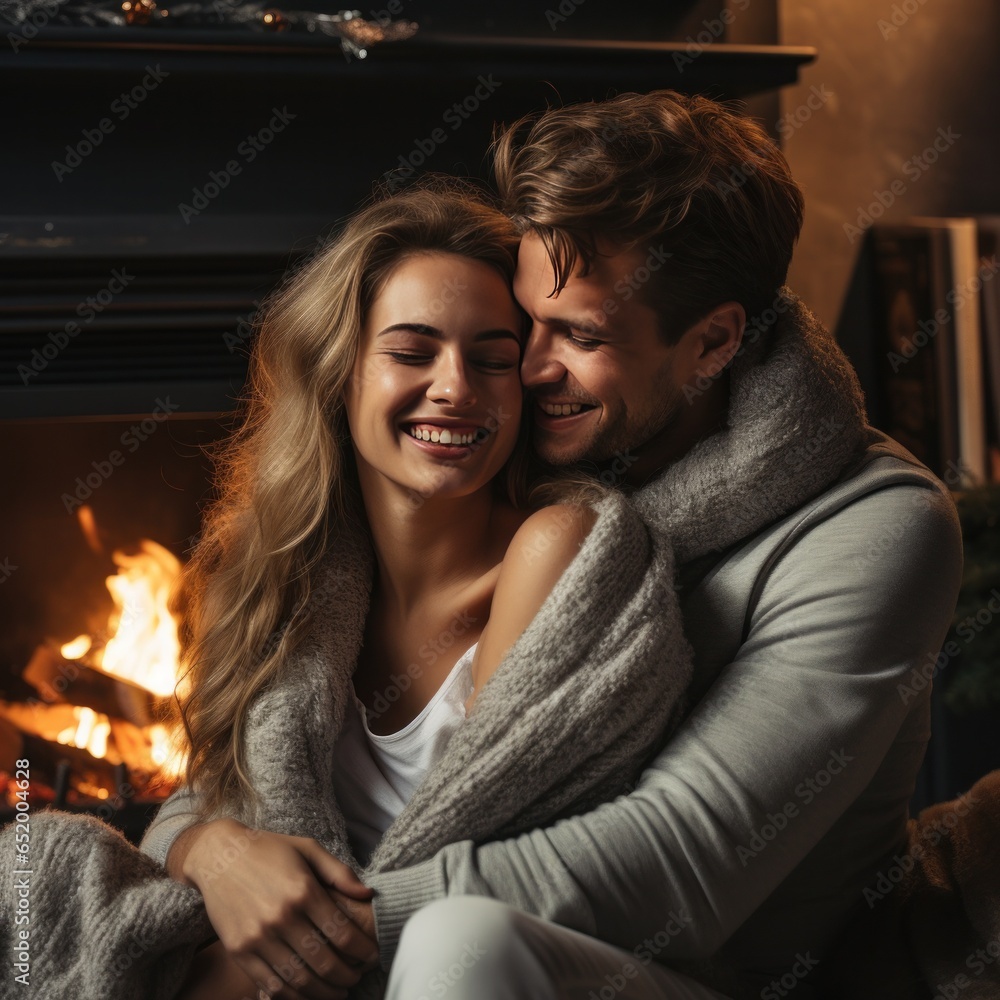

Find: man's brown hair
<box><xmin>492</xmin><ymin>89</ymin><xmax>805</xmax><ymax>343</ymax></box>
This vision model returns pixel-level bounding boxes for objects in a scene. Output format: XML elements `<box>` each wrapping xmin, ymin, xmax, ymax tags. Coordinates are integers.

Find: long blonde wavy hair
<box><xmin>165</xmin><ymin>178</ymin><xmax>559</xmax><ymax>821</ymax></box>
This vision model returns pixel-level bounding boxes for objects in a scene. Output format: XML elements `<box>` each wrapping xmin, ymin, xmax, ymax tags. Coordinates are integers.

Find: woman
<box><xmin>142</xmin><ymin>179</ymin><xmax>688</xmax><ymax>1000</ymax></box>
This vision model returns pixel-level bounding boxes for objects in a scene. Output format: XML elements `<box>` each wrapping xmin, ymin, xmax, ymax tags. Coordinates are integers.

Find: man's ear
<box><xmin>694</xmin><ymin>301</ymin><xmax>745</xmax><ymax>377</ymax></box>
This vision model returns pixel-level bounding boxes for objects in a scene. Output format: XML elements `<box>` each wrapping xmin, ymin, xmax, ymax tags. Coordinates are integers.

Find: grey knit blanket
<box><xmin>0</xmin><ymin>288</ymin><xmax>876</xmax><ymax>999</ymax></box>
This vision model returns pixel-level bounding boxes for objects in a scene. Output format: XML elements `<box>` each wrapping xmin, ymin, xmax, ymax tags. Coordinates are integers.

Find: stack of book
<box><xmin>871</xmin><ymin>218</ymin><xmax>1000</xmax><ymax>489</ymax></box>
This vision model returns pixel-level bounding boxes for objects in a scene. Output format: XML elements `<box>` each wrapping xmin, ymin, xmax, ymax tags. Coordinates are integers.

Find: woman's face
<box><xmin>345</xmin><ymin>251</ymin><xmax>524</xmax><ymax>505</ymax></box>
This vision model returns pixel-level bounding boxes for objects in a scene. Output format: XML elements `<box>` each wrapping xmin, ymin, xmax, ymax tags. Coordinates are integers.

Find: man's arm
<box><xmin>364</xmin><ymin>482</ymin><xmax>963</xmax><ymax>966</ymax></box>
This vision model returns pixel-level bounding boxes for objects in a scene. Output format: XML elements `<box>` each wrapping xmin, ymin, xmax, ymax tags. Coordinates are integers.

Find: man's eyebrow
<box><xmin>547</xmin><ymin>315</ymin><xmax>616</xmax><ymax>337</ymax></box>
<box><xmin>376</xmin><ymin>323</ymin><xmax>522</xmax><ymax>344</ymax></box>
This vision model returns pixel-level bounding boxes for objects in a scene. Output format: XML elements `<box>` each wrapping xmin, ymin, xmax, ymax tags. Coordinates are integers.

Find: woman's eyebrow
<box><xmin>377</xmin><ymin>323</ymin><xmax>521</xmax><ymax>343</ymax></box>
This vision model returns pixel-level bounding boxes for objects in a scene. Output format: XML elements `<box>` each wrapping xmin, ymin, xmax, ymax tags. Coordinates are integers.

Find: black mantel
<box><xmin>1</xmin><ymin>2</ymin><xmax>815</xmax><ymax>418</ymax></box>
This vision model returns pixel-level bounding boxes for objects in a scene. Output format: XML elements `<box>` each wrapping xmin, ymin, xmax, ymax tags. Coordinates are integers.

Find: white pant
<box><xmin>383</xmin><ymin>896</ymin><xmax>734</xmax><ymax>1000</ymax></box>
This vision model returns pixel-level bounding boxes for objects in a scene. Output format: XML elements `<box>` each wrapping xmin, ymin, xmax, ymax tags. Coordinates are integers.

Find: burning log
<box><xmin>0</xmin><ymin>698</ymin><xmax>180</xmax><ymax>777</ymax></box>
<box><xmin>6</xmin><ymin>731</ymin><xmax>121</xmax><ymax>801</ymax></box>
<box><xmin>22</xmin><ymin>642</ymin><xmax>160</xmax><ymax>726</ymax></box>
<box><xmin>0</xmin><ymin>513</ymin><xmax>188</xmax><ymax>805</ymax></box>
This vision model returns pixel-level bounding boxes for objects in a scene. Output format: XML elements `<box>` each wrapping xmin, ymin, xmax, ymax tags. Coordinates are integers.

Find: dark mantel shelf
<box><xmin>1</xmin><ymin>29</ymin><xmax>816</xmax><ymax>96</ymax></box>
<box><xmin>1</xmin><ymin>17</ymin><xmax>816</xmax><ymax>418</ymax></box>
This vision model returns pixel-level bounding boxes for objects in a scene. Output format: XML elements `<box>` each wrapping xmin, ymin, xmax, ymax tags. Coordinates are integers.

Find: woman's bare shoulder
<box><xmin>467</xmin><ymin>503</ymin><xmax>599</xmax><ymax>701</ymax></box>
<box><xmin>502</xmin><ymin>502</ymin><xmax>599</xmax><ymax>573</ymax></box>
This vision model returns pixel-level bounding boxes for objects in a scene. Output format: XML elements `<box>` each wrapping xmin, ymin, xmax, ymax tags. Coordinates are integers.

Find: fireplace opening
<box><xmin>0</xmin><ymin>212</ymin><xmax>328</xmax><ymax>838</ymax></box>
<box><xmin>0</xmin><ymin>411</ymin><xmax>236</xmax><ymax>839</ymax></box>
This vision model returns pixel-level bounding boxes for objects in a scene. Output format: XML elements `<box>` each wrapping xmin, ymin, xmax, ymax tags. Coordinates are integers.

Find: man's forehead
<box><xmin>515</xmin><ymin>231</ymin><xmax>648</xmax><ymax>293</ymax></box>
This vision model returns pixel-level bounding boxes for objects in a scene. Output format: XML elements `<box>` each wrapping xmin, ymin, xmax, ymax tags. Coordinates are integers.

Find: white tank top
<box><xmin>331</xmin><ymin>642</ymin><xmax>478</xmax><ymax>866</ymax></box>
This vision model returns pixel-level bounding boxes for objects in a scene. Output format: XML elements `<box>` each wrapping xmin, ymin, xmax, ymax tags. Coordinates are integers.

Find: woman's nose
<box><xmin>428</xmin><ymin>354</ymin><xmax>477</xmax><ymax>407</ymax></box>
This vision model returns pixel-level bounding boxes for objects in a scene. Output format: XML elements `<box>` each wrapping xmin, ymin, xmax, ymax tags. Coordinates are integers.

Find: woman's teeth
<box><xmin>541</xmin><ymin>402</ymin><xmax>585</xmax><ymax>416</ymax></box>
<box><xmin>408</xmin><ymin>427</ymin><xmax>477</xmax><ymax>445</ymax></box>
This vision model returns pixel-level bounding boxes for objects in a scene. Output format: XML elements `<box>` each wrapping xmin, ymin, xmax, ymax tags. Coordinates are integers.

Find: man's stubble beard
<box><xmin>536</xmin><ymin>381</ymin><xmax>686</xmax><ymax>468</ymax></box>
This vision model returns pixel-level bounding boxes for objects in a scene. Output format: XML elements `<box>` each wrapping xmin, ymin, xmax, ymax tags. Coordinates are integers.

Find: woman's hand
<box><xmin>179</xmin><ymin>818</ymin><xmax>380</xmax><ymax>999</ymax></box>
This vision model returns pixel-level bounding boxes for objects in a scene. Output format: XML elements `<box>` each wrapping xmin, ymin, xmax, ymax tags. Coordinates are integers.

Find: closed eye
<box><xmin>475</xmin><ymin>359</ymin><xmax>517</xmax><ymax>372</ymax></box>
<box><xmin>386</xmin><ymin>352</ymin><xmax>431</xmax><ymax>364</ymax></box>
<box><xmin>566</xmin><ymin>332</ymin><xmax>603</xmax><ymax>350</ymax></box>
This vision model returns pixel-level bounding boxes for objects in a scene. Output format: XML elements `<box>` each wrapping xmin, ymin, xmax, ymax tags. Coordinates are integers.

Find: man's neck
<box><xmin>622</xmin><ymin>368</ymin><xmax>731</xmax><ymax>490</ymax></box>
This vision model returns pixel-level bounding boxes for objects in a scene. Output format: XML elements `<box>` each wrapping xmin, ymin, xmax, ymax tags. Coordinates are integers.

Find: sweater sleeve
<box><xmin>364</xmin><ymin>481</ymin><xmax>964</xmax><ymax>968</ymax></box>
<box><xmin>138</xmin><ymin>783</ymin><xmax>203</xmax><ymax>869</ymax></box>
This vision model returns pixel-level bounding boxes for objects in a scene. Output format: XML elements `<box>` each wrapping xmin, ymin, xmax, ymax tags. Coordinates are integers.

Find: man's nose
<box><xmin>520</xmin><ymin>326</ymin><xmax>565</xmax><ymax>387</ymax></box>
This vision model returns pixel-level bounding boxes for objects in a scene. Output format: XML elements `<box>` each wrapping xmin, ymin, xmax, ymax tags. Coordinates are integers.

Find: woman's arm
<box><xmin>466</xmin><ymin>503</ymin><xmax>597</xmax><ymax>714</ymax></box>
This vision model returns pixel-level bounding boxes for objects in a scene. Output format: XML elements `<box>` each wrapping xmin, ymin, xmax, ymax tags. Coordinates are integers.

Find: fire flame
<box><xmin>97</xmin><ymin>539</ymin><xmax>182</xmax><ymax>699</ymax></box>
<box><xmin>56</xmin><ymin>706</ymin><xmax>110</xmax><ymax>759</ymax></box>
<box><xmin>60</xmin><ymin>634</ymin><xmax>91</xmax><ymax>659</ymax></box>
<box><xmin>52</xmin><ymin>507</ymin><xmax>190</xmax><ymax>780</ymax></box>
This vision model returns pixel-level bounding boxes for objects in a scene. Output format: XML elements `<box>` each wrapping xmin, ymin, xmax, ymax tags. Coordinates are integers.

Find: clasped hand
<box><xmin>183</xmin><ymin>819</ymin><xmax>379</xmax><ymax>999</ymax></box>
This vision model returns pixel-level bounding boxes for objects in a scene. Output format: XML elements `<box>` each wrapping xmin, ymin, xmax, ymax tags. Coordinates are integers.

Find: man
<box><xmin>145</xmin><ymin>90</ymin><xmax>963</xmax><ymax>999</ymax></box>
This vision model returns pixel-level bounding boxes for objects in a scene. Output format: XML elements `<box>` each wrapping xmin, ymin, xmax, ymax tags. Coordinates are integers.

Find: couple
<box><xmin>133</xmin><ymin>88</ymin><xmax>962</xmax><ymax>1000</ymax></box>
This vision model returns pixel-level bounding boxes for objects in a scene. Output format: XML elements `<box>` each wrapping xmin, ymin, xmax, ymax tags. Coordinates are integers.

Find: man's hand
<box><xmin>327</xmin><ymin>892</ymin><xmax>375</xmax><ymax>945</ymax></box>
<box><xmin>180</xmin><ymin>818</ymin><xmax>380</xmax><ymax>999</ymax></box>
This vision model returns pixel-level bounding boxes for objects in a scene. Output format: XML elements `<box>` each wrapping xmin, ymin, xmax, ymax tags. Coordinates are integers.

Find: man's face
<box><xmin>513</xmin><ymin>231</ymin><xmax>685</xmax><ymax>468</ymax></box>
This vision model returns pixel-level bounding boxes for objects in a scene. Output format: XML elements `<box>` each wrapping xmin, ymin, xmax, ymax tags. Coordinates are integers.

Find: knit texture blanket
<box><xmin>0</xmin><ymin>288</ymin><xmax>876</xmax><ymax>999</ymax></box>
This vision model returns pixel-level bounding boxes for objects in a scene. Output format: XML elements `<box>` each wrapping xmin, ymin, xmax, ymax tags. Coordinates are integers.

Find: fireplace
<box><xmin>0</xmin><ymin>214</ymin><xmax>321</xmax><ymax>838</ymax></box>
<box><xmin>0</xmin><ymin>0</ymin><xmax>815</xmax><ymax>838</ymax></box>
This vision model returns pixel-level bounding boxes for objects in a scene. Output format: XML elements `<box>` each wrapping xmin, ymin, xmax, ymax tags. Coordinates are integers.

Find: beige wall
<box><xmin>778</xmin><ymin>0</ymin><xmax>1000</xmax><ymax>341</ymax></box>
